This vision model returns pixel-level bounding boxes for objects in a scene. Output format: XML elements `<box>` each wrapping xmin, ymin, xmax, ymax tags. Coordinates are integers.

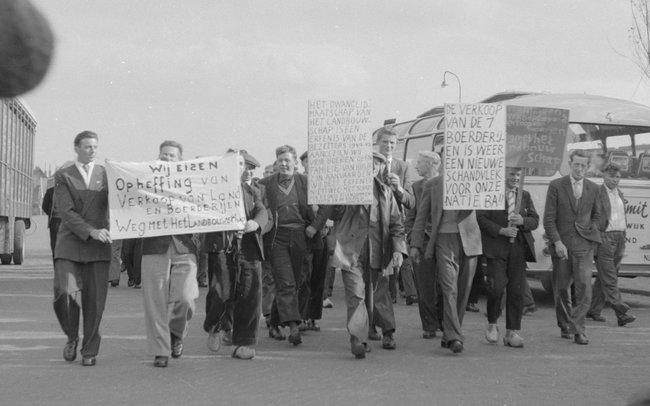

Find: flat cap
<box><xmin>242</xmin><ymin>151</ymin><xmax>260</xmax><ymax>168</ymax></box>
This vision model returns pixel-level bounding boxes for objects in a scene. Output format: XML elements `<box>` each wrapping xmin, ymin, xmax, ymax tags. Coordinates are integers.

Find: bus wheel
<box><xmin>0</xmin><ymin>254</ymin><xmax>11</xmax><ymax>265</ymax></box>
<box><xmin>13</xmin><ymin>220</ymin><xmax>25</xmax><ymax>265</ymax></box>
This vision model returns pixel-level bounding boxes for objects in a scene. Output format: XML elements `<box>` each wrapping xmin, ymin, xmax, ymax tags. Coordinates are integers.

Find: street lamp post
<box><xmin>441</xmin><ymin>70</ymin><xmax>462</xmax><ymax>103</ymax></box>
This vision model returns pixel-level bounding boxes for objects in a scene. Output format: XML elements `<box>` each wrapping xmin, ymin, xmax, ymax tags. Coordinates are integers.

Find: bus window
<box><xmin>404</xmin><ymin>135</ymin><xmax>433</xmax><ymax>162</ymax></box>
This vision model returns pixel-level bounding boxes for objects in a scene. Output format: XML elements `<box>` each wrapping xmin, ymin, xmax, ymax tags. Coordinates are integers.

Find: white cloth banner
<box><xmin>105</xmin><ymin>154</ymin><xmax>246</xmax><ymax>239</ymax></box>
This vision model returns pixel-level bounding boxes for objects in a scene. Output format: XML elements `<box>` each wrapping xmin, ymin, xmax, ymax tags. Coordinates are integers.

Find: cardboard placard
<box><xmin>307</xmin><ymin>99</ymin><xmax>373</xmax><ymax>205</ymax></box>
<box><xmin>443</xmin><ymin>103</ymin><xmax>506</xmax><ymax>210</ymax></box>
<box><xmin>506</xmin><ymin>105</ymin><xmax>569</xmax><ymax>170</ymax></box>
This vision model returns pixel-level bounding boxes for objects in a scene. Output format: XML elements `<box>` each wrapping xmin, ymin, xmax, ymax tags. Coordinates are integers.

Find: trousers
<box><xmin>53</xmin><ymin>259</ymin><xmax>109</xmax><ymax>357</ymax></box>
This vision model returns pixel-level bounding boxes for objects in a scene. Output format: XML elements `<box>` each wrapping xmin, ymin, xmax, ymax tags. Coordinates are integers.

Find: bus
<box><xmin>376</xmin><ymin>92</ymin><xmax>650</xmax><ymax>293</ymax></box>
<box><xmin>0</xmin><ymin>97</ymin><xmax>36</xmax><ymax>265</ymax></box>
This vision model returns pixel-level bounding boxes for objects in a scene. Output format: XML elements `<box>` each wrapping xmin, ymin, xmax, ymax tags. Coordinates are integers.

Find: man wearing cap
<box><xmin>477</xmin><ymin>167</ymin><xmax>539</xmax><ymax>348</ymax></box>
<box><xmin>587</xmin><ymin>163</ymin><xmax>636</xmax><ymax>327</ymax></box>
<box><xmin>140</xmin><ymin>140</ymin><xmax>199</xmax><ymax>367</ymax></box>
<box><xmin>311</xmin><ymin>151</ymin><xmax>407</xmax><ymax>358</ymax></box>
<box><xmin>410</xmin><ymin>163</ymin><xmax>482</xmax><ymax>354</ymax></box>
<box><xmin>203</xmin><ymin>150</ymin><xmax>270</xmax><ymax>359</ymax></box>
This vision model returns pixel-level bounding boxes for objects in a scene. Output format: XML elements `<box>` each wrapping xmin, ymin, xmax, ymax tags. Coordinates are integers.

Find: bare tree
<box><xmin>630</xmin><ymin>0</ymin><xmax>650</xmax><ymax>78</ymax></box>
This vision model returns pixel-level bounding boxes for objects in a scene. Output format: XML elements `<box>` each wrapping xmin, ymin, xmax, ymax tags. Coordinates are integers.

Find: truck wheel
<box><xmin>13</xmin><ymin>220</ymin><xmax>25</xmax><ymax>265</ymax></box>
<box><xmin>0</xmin><ymin>254</ymin><xmax>11</xmax><ymax>265</ymax></box>
<box><xmin>541</xmin><ymin>273</ymin><xmax>553</xmax><ymax>296</ymax></box>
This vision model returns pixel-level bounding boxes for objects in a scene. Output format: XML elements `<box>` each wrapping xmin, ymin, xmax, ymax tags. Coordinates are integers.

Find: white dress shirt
<box><xmin>75</xmin><ymin>160</ymin><xmax>95</xmax><ymax>188</ymax></box>
<box><xmin>605</xmin><ymin>186</ymin><xmax>626</xmax><ymax>232</ymax></box>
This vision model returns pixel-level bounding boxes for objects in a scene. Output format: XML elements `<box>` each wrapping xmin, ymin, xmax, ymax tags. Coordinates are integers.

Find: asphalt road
<box><xmin>1</xmin><ymin>216</ymin><xmax>650</xmax><ymax>405</ymax></box>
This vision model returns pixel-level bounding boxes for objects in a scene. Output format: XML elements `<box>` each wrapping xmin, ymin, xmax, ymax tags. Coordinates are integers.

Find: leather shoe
<box><xmin>503</xmin><ymin>330</ymin><xmax>524</xmax><ymax>348</ymax></box>
<box><xmin>171</xmin><ymin>334</ymin><xmax>183</xmax><ymax>358</ymax></box>
<box><xmin>422</xmin><ymin>331</ymin><xmax>437</xmax><ymax>339</ymax></box>
<box><xmin>485</xmin><ymin>324</ymin><xmax>498</xmax><ymax>344</ymax></box>
<box><xmin>560</xmin><ymin>329</ymin><xmax>572</xmax><ymax>339</ymax></box>
<box><xmin>154</xmin><ymin>356</ymin><xmax>168</xmax><ymax>367</ymax></box>
<box><xmin>81</xmin><ymin>356</ymin><xmax>96</xmax><ymax>366</ymax></box>
<box><xmin>306</xmin><ymin>319</ymin><xmax>321</xmax><ymax>331</ymax></box>
<box><xmin>232</xmin><ymin>346</ymin><xmax>255</xmax><ymax>360</ymax></box>
<box><xmin>207</xmin><ymin>326</ymin><xmax>223</xmax><ymax>352</ymax></box>
<box><xmin>574</xmin><ymin>333</ymin><xmax>589</xmax><ymax>345</ymax></box>
<box><xmin>350</xmin><ymin>336</ymin><xmax>369</xmax><ymax>359</ymax></box>
<box><xmin>466</xmin><ymin>302</ymin><xmax>480</xmax><ymax>313</ymax></box>
<box><xmin>269</xmin><ymin>326</ymin><xmax>286</xmax><ymax>341</ymax></box>
<box><xmin>586</xmin><ymin>313</ymin><xmax>606</xmax><ymax>322</ymax></box>
<box><xmin>618</xmin><ymin>313</ymin><xmax>636</xmax><ymax>327</ymax></box>
<box><xmin>448</xmin><ymin>340</ymin><xmax>463</xmax><ymax>353</ymax></box>
<box><xmin>287</xmin><ymin>326</ymin><xmax>302</xmax><ymax>346</ymax></box>
<box><xmin>381</xmin><ymin>333</ymin><xmax>396</xmax><ymax>350</ymax></box>
<box><xmin>63</xmin><ymin>338</ymin><xmax>78</xmax><ymax>362</ymax></box>
<box><xmin>367</xmin><ymin>329</ymin><xmax>381</xmax><ymax>341</ymax></box>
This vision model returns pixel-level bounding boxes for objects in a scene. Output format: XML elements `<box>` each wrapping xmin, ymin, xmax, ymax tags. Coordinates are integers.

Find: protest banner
<box><xmin>105</xmin><ymin>154</ymin><xmax>246</xmax><ymax>239</ymax></box>
<box><xmin>505</xmin><ymin>105</ymin><xmax>569</xmax><ymax>171</ymax></box>
<box><xmin>307</xmin><ymin>99</ymin><xmax>373</xmax><ymax>205</ymax></box>
<box><xmin>443</xmin><ymin>103</ymin><xmax>506</xmax><ymax>210</ymax></box>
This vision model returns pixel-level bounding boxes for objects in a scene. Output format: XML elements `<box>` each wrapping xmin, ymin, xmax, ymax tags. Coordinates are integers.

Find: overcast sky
<box><xmin>24</xmin><ymin>0</ymin><xmax>650</xmax><ymax>173</ymax></box>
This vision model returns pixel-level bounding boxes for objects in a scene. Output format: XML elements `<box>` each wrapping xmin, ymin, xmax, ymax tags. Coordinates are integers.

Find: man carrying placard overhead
<box><xmin>477</xmin><ymin>167</ymin><xmax>539</xmax><ymax>348</ymax></box>
<box><xmin>311</xmin><ymin>152</ymin><xmax>407</xmax><ymax>358</ymax></box>
<box><xmin>410</xmin><ymin>151</ymin><xmax>482</xmax><ymax>354</ymax></box>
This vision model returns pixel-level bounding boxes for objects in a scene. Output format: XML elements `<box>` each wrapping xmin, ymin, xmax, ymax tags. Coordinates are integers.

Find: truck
<box><xmin>376</xmin><ymin>92</ymin><xmax>650</xmax><ymax>294</ymax></box>
<box><xmin>0</xmin><ymin>97</ymin><xmax>36</xmax><ymax>265</ymax></box>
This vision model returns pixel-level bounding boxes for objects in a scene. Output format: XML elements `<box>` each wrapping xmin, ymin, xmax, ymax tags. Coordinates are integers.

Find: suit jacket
<box><xmin>388</xmin><ymin>157</ymin><xmax>417</xmax><ymax>211</ymax></box>
<box><xmin>543</xmin><ymin>175</ymin><xmax>601</xmax><ymax>252</ymax></box>
<box><xmin>477</xmin><ymin>189</ymin><xmax>539</xmax><ymax>262</ymax></box>
<box><xmin>314</xmin><ymin>177</ymin><xmax>408</xmax><ymax>271</ymax></box>
<box><xmin>596</xmin><ymin>184</ymin><xmax>626</xmax><ymax>232</ymax></box>
<box><xmin>203</xmin><ymin>181</ymin><xmax>269</xmax><ymax>260</ymax></box>
<box><xmin>53</xmin><ymin>164</ymin><xmax>112</xmax><ymax>262</ymax></box>
<box><xmin>410</xmin><ymin>175</ymin><xmax>482</xmax><ymax>259</ymax></box>
<box><xmin>258</xmin><ymin>172</ymin><xmax>320</xmax><ymax>249</ymax></box>
<box><xmin>404</xmin><ymin>178</ymin><xmax>427</xmax><ymax>236</ymax></box>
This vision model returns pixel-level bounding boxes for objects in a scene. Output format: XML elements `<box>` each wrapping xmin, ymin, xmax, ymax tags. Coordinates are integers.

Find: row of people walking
<box><xmin>46</xmin><ymin>127</ymin><xmax>636</xmax><ymax>367</ymax></box>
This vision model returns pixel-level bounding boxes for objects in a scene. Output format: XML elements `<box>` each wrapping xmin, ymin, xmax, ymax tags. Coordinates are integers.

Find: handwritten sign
<box><xmin>443</xmin><ymin>103</ymin><xmax>506</xmax><ymax>210</ymax></box>
<box><xmin>307</xmin><ymin>99</ymin><xmax>373</xmax><ymax>205</ymax></box>
<box><xmin>105</xmin><ymin>154</ymin><xmax>246</xmax><ymax>239</ymax></box>
<box><xmin>506</xmin><ymin>105</ymin><xmax>569</xmax><ymax>170</ymax></box>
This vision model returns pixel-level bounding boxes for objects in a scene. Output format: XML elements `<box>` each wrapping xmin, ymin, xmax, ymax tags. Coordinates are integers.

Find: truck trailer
<box><xmin>0</xmin><ymin>98</ymin><xmax>36</xmax><ymax>265</ymax></box>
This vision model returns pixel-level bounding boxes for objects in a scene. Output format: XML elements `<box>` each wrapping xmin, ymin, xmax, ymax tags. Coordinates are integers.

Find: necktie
<box><xmin>507</xmin><ymin>189</ymin><xmax>516</xmax><ymax>217</ymax></box>
<box><xmin>82</xmin><ymin>164</ymin><xmax>90</xmax><ymax>174</ymax></box>
<box><xmin>573</xmin><ymin>180</ymin><xmax>582</xmax><ymax>200</ymax></box>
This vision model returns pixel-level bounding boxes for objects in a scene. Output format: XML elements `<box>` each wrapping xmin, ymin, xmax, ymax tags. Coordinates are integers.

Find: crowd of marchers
<box><xmin>42</xmin><ymin>126</ymin><xmax>636</xmax><ymax>367</ymax></box>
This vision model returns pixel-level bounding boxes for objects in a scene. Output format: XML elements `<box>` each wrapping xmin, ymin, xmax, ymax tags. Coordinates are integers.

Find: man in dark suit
<box><xmin>140</xmin><ymin>140</ymin><xmax>199</xmax><ymax>367</ymax></box>
<box><xmin>203</xmin><ymin>151</ymin><xmax>270</xmax><ymax>359</ymax></box>
<box><xmin>376</xmin><ymin>126</ymin><xmax>418</xmax><ymax>315</ymax></box>
<box><xmin>410</xmin><ymin>175</ymin><xmax>483</xmax><ymax>354</ymax></box>
<box><xmin>478</xmin><ymin>167</ymin><xmax>539</xmax><ymax>348</ymax></box>
<box><xmin>404</xmin><ymin>151</ymin><xmax>443</xmax><ymax>339</ymax></box>
<box><xmin>53</xmin><ymin>130</ymin><xmax>112</xmax><ymax>366</ymax></box>
<box><xmin>587</xmin><ymin>163</ymin><xmax>636</xmax><ymax>326</ymax></box>
<box><xmin>544</xmin><ymin>150</ymin><xmax>601</xmax><ymax>345</ymax></box>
